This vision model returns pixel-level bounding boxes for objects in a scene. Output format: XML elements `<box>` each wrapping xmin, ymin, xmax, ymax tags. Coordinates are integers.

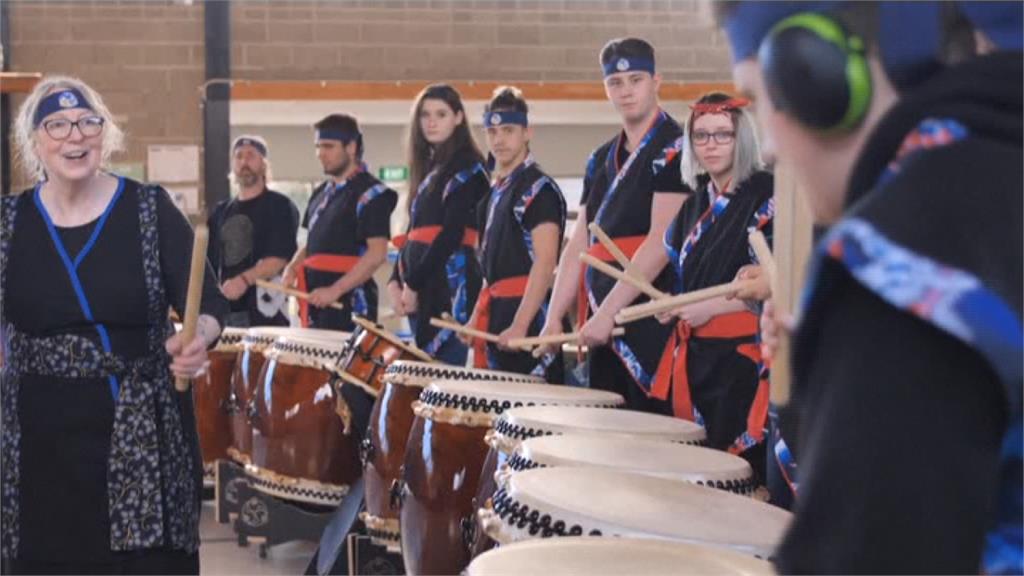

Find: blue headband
<box><xmin>316</xmin><ymin>129</ymin><xmax>360</xmax><ymax>143</ymax></box>
<box><xmin>723</xmin><ymin>1</ymin><xmax>839</xmax><ymax>63</ymax></box>
<box><xmin>33</xmin><ymin>88</ymin><xmax>94</xmax><ymax>127</ymax></box>
<box><xmin>957</xmin><ymin>1</ymin><xmax>1023</xmax><ymax>51</ymax></box>
<box><xmin>483</xmin><ymin>110</ymin><xmax>528</xmax><ymax>128</ymax></box>
<box><xmin>602</xmin><ymin>56</ymin><xmax>656</xmax><ymax>77</ymax></box>
<box><xmin>233</xmin><ymin>136</ymin><xmax>268</xmax><ymax>157</ymax></box>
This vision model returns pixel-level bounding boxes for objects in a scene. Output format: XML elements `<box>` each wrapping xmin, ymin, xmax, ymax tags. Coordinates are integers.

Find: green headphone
<box><xmin>758</xmin><ymin>12</ymin><xmax>873</xmax><ymax>133</ymax></box>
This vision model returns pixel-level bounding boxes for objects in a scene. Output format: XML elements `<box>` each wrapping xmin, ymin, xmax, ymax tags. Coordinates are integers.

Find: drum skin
<box><xmin>401</xmin><ymin>417</ymin><xmax>490</xmax><ymax>576</ymax></box>
<box><xmin>229</xmin><ymin>343</ymin><xmax>267</xmax><ymax>461</ymax></box>
<box><xmin>362</xmin><ymin>379</ymin><xmax>424</xmax><ymax>536</ymax></box>
<box><xmin>192</xmin><ymin>348</ymin><xmax>237</xmax><ymax>465</ymax></box>
<box><xmin>250</xmin><ymin>355</ymin><xmax>360</xmax><ymax>486</ymax></box>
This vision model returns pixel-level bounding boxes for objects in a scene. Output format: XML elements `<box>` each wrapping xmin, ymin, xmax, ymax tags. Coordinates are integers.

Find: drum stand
<box><xmin>215</xmin><ymin>458</ymin><xmax>253</xmax><ymax>530</ymax></box>
<box><xmin>231</xmin><ymin>480</ymin><xmax>338</xmax><ymax>559</ymax></box>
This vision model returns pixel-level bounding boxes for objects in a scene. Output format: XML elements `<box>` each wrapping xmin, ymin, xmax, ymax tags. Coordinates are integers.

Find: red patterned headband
<box><xmin>689</xmin><ymin>97</ymin><xmax>750</xmax><ymax>118</ymax></box>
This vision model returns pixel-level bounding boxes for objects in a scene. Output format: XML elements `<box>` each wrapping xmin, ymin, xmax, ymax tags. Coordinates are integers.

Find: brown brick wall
<box><xmin>7</xmin><ymin>0</ymin><xmax>732</xmax><ymax>190</ymax></box>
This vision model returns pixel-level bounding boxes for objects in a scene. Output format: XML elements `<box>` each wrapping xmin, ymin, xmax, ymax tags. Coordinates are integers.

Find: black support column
<box><xmin>203</xmin><ymin>0</ymin><xmax>231</xmax><ymax>211</ymax></box>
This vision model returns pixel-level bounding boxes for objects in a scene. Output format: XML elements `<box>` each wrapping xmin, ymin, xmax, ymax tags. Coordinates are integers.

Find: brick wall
<box><xmin>7</xmin><ymin>0</ymin><xmax>732</xmax><ymax>190</ymax></box>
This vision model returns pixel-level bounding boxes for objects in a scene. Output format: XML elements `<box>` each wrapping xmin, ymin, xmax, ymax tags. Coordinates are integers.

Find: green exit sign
<box><xmin>378</xmin><ymin>165</ymin><xmax>408</xmax><ymax>182</ymax></box>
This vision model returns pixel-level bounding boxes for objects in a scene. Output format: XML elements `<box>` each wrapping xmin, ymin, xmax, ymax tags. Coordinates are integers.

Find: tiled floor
<box><xmin>198</xmin><ymin>501</ymin><xmax>318</xmax><ymax>576</ymax></box>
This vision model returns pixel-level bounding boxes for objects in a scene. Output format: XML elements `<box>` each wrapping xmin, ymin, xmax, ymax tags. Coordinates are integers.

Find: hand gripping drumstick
<box><xmin>254</xmin><ymin>278</ymin><xmax>345</xmax><ymax>311</ymax></box>
<box><xmin>176</xmin><ymin>224</ymin><xmax>208</xmax><ymax>392</ymax></box>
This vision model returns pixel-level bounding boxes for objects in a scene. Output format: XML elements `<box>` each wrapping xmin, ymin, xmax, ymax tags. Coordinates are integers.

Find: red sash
<box><xmin>652</xmin><ymin>310</ymin><xmax>770</xmax><ymax>453</ymax></box>
<box><xmin>391</xmin><ymin>226</ymin><xmax>478</xmax><ymax>250</ymax></box>
<box><xmin>576</xmin><ymin>234</ymin><xmax>647</xmax><ymax>330</ymax></box>
<box><xmin>470</xmin><ymin>275</ymin><xmax>530</xmax><ymax>368</ymax></box>
<box><xmin>295</xmin><ymin>254</ymin><xmax>360</xmax><ymax>327</ymax></box>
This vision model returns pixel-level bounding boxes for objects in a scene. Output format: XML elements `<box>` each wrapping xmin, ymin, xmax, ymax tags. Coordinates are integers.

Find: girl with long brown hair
<box><xmin>388</xmin><ymin>84</ymin><xmax>488</xmax><ymax>365</ymax></box>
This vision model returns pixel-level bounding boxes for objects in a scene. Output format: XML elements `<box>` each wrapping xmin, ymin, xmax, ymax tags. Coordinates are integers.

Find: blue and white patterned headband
<box><xmin>602</xmin><ymin>56</ymin><xmax>656</xmax><ymax>77</ymax></box>
<box><xmin>483</xmin><ymin>110</ymin><xmax>528</xmax><ymax>128</ymax></box>
<box><xmin>34</xmin><ymin>88</ymin><xmax>94</xmax><ymax>127</ymax></box>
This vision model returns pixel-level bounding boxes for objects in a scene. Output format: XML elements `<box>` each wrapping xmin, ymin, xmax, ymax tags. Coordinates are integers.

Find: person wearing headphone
<box><xmin>716</xmin><ymin>1</ymin><xmax>1021</xmax><ymax>573</ymax></box>
<box><xmin>283</xmin><ymin>114</ymin><xmax>398</xmax><ymax>330</ymax></box>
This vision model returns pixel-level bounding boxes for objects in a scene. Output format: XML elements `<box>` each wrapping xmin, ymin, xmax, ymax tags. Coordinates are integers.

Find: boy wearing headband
<box><xmin>463</xmin><ymin>86</ymin><xmax>566</xmax><ymax>380</ymax></box>
<box><xmin>540</xmin><ymin>37</ymin><xmax>690</xmax><ymax>412</ymax></box>
<box><xmin>718</xmin><ymin>2</ymin><xmax>1022</xmax><ymax>572</ymax></box>
<box><xmin>208</xmin><ymin>135</ymin><xmax>299</xmax><ymax>327</ymax></box>
<box><xmin>283</xmin><ymin>114</ymin><xmax>398</xmax><ymax>330</ymax></box>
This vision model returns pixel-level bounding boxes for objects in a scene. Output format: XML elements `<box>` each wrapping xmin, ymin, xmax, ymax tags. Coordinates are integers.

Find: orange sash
<box><xmin>295</xmin><ymin>253</ymin><xmax>360</xmax><ymax>327</ymax></box>
<box><xmin>470</xmin><ymin>275</ymin><xmax>530</xmax><ymax>368</ymax></box>
<box><xmin>652</xmin><ymin>310</ymin><xmax>769</xmax><ymax>453</ymax></box>
<box><xmin>576</xmin><ymin>234</ymin><xmax>647</xmax><ymax>330</ymax></box>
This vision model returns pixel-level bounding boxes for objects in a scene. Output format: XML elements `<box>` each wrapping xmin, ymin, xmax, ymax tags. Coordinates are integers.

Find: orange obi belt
<box><xmin>470</xmin><ymin>275</ymin><xmax>530</xmax><ymax>368</ymax></box>
<box><xmin>576</xmin><ymin>234</ymin><xmax>646</xmax><ymax>330</ymax></box>
<box><xmin>653</xmin><ymin>310</ymin><xmax>770</xmax><ymax>454</ymax></box>
<box><xmin>295</xmin><ymin>253</ymin><xmax>359</xmax><ymax>327</ymax></box>
<box><xmin>391</xmin><ymin>226</ymin><xmax>478</xmax><ymax>250</ymax></box>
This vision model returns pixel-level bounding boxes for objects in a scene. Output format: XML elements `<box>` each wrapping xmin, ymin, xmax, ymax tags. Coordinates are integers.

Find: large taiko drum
<box><xmin>192</xmin><ymin>326</ymin><xmax>245</xmax><ymax>481</ymax></box>
<box><xmin>469</xmin><ymin>404</ymin><xmax>707</xmax><ymax>558</ymax></box>
<box><xmin>360</xmin><ymin>361</ymin><xmax>544</xmax><ymax>553</ymax></box>
<box><xmin>248</xmin><ymin>329</ymin><xmax>356</xmax><ymax>506</ymax></box>
<box><xmin>400</xmin><ymin>380</ymin><xmax>623</xmax><ymax>576</ymax></box>
<box><xmin>481</xmin><ymin>467</ymin><xmax>792</xmax><ymax>559</ymax></box>
<box><xmin>227</xmin><ymin>326</ymin><xmax>293</xmax><ymax>464</ymax></box>
<box><xmin>337</xmin><ymin>317</ymin><xmax>434</xmax><ymax>398</ymax></box>
<box><xmin>466</xmin><ymin>537</ymin><xmax>774</xmax><ymax>576</ymax></box>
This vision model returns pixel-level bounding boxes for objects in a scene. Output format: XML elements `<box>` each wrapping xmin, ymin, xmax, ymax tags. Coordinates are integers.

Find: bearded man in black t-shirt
<box><xmin>207</xmin><ymin>135</ymin><xmax>299</xmax><ymax>327</ymax></box>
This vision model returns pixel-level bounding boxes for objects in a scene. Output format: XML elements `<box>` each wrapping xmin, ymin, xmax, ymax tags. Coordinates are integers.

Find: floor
<box><xmin>198</xmin><ymin>501</ymin><xmax>318</xmax><ymax>576</ymax></box>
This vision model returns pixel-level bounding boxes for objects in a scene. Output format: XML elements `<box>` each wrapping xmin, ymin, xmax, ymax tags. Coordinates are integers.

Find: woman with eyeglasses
<box><xmin>655</xmin><ymin>92</ymin><xmax>774</xmax><ymax>486</ymax></box>
<box><xmin>2</xmin><ymin>76</ymin><xmax>227</xmax><ymax>574</ymax></box>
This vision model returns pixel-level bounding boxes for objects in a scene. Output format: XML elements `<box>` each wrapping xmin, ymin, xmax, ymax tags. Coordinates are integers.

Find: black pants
<box><xmin>588</xmin><ymin>344</ymin><xmax>672</xmax><ymax>415</ymax></box>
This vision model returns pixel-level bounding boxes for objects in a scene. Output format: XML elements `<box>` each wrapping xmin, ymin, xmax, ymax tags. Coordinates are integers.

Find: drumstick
<box><xmin>748</xmin><ymin>230</ymin><xmax>777</xmax><ymax>288</ymax></box>
<box><xmin>176</xmin><ymin>224</ymin><xmax>209</xmax><ymax>392</ymax></box>
<box><xmin>587</xmin><ymin>223</ymin><xmax>661</xmax><ymax>294</ymax></box>
<box><xmin>254</xmin><ymin>279</ymin><xmax>344</xmax><ymax>311</ymax></box>
<box><xmin>579</xmin><ymin>253</ymin><xmax>668</xmax><ymax>301</ymax></box>
<box><xmin>429</xmin><ymin>316</ymin><xmax>501</xmax><ymax>343</ymax></box>
<box><xmin>509</xmin><ymin>327</ymin><xmax>625</xmax><ymax>349</ymax></box>
<box><xmin>615</xmin><ymin>280</ymin><xmax>756</xmax><ymax>324</ymax></box>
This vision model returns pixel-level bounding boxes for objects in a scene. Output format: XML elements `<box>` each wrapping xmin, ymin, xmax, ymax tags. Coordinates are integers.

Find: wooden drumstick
<box><xmin>430</xmin><ymin>316</ymin><xmax>501</xmax><ymax>344</ymax></box>
<box><xmin>748</xmin><ymin>230</ymin><xmax>777</xmax><ymax>289</ymax></box>
<box><xmin>579</xmin><ymin>253</ymin><xmax>668</xmax><ymax>301</ymax></box>
<box><xmin>510</xmin><ymin>327</ymin><xmax>625</xmax><ymax>349</ymax></box>
<box><xmin>254</xmin><ymin>278</ymin><xmax>344</xmax><ymax>311</ymax></box>
<box><xmin>587</xmin><ymin>223</ymin><xmax>663</xmax><ymax>297</ymax></box>
<box><xmin>176</xmin><ymin>224</ymin><xmax>208</xmax><ymax>392</ymax></box>
<box><xmin>614</xmin><ymin>280</ymin><xmax>755</xmax><ymax>323</ymax></box>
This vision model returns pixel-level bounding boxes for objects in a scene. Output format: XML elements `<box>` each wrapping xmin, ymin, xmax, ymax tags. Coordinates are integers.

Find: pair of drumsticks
<box><xmin>431</xmin><ymin>223</ymin><xmax>775</xmax><ymax>351</ymax></box>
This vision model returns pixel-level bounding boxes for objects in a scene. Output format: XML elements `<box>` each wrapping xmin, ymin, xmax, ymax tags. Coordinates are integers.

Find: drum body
<box><xmin>470</xmin><ymin>406</ymin><xmax>707</xmax><ymax>558</ymax></box>
<box><xmin>249</xmin><ymin>330</ymin><xmax>357</xmax><ymax>505</ymax></box>
<box><xmin>192</xmin><ymin>328</ymin><xmax>244</xmax><ymax>478</ymax></box>
<box><xmin>338</xmin><ymin>317</ymin><xmax>434</xmax><ymax>398</ymax></box>
<box><xmin>228</xmin><ymin>327</ymin><xmax>291</xmax><ymax>464</ymax></box>
<box><xmin>400</xmin><ymin>380</ymin><xmax>623</xmax><ymax>576</ymax></box>
<box><xmin>361</xmin><ymin>361</ymin><xmax>543</xmax><ymax>553</ymax></box>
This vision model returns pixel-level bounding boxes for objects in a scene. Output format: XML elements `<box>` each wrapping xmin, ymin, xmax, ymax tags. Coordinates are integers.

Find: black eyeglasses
<box><xmin>692</xmin><ymin>130</ymin><xmax>735</xmax><ymax>146</ymax></box>
<box><xmin>42</xmin><ymin>115</ymin><xmax>105</xmax><ymax>140</ymax></box>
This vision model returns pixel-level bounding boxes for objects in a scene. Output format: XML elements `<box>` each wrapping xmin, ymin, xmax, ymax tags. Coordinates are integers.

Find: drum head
<box><xmin>383</xmin><ymin>360</ymin><xmax>545</xmax><ymax>388</ymax></box>
<box><xmin>514</xmin><ymin>435</ymin><xmax>753</xmax><ymax>492</ymax></box>
<box><xmin>467</xmin><ymin>537</ymin><xmax>774</xmax><ymax>576</ymax></box>
<box><xmin>490</xmin><ymin>467</ymin><xmax>791</xmax><ymax>558</ymax></box>
<box><xmin>496</xmin><ymin>406</ymin><xmax>706</xmax><ymax>445</ymax></box>
<box><xmin>266</xmin><ymin>331</ymin><xmax>350</xmax><ymax>373</ymax></box>
<box><xmin>424</xmin><ymin>379</ymin><xmax>623</xmax><ymax>409</ymax></box>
